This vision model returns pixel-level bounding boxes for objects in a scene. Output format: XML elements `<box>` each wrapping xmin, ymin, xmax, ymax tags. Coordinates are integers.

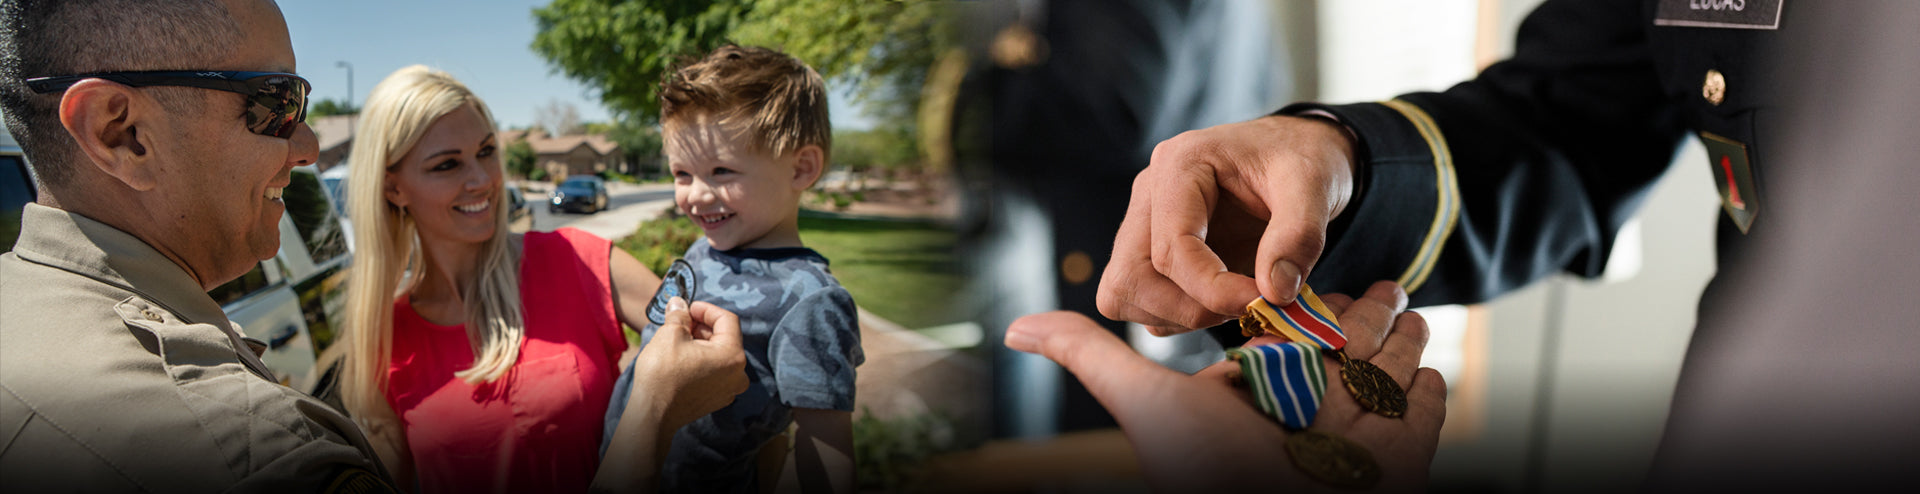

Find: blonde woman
<box><xmin>321</xmin><ymin>65</ymin><xmax>746</xmax><ymax>493</ymax></box>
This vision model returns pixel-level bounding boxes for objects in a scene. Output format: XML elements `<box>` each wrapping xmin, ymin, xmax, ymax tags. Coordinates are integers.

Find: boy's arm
<box><xmin>767</xmin><ymin>286</ymin><xmax>863</xmax><ymax>494</ymax></box>
<box><xmin>789</xmin><ymin>409</ymin><xmax>855</xmax><ymax>494</ymax></box>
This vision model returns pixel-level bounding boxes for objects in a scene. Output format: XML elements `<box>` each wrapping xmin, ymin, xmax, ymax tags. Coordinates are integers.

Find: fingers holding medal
<box><xmin>1237</xmin><ymin>286</ymin><xmax>1409</xmax><ymax>418</ymax></box>
<box><xmin>1226</xmin><ymin>284</ymin><xmax>1427</xmax><ymax>489</ymax></box>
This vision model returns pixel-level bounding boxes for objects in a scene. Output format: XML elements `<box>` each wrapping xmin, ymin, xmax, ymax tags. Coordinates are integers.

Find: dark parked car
<box><xmin>548</xmin><ymin>175</ymin><xmax>608</xmax><ymax>214</ymax></box>
<box><xmin>506</xmin><ymin>186</ymin><xmax>530</xmax><ymax>225</ymax></box>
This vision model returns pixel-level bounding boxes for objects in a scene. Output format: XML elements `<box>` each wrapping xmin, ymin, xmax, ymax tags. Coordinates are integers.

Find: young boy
<box><xmin>602</xmin><ymin>45</ymin><xmax>861</xmax><ymax>494</ymax></box>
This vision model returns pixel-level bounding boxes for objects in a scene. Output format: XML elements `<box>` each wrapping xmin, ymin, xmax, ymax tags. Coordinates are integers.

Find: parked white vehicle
<box><xmin>2</xmin><ymin>126</ymin><xmax>352</xmax><ymax>392</ymax></box>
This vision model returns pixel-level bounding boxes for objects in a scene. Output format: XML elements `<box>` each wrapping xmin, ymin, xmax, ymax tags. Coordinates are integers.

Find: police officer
<box><xmin>1077</xmin><ymin>0</ymin><xmax>1920</xmax><ymax>489</ymax></box>
<box><xmin>0</xmin><ymin>1</ymin><xmax>746</xmax><ymax>491</ymax></box>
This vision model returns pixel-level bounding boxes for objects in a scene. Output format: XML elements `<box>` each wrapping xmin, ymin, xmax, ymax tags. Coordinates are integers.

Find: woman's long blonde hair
<box><xmin>323</xmin><ymin>65</ymin><xmax>524</xmax><ymax>425</ymax></box>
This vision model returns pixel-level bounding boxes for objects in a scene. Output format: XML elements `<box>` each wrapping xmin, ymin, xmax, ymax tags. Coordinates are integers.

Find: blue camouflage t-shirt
<box><xmin>602</xmin><ymin>237</ymin><xmax>862</xmax><ymax>493</ymax></box>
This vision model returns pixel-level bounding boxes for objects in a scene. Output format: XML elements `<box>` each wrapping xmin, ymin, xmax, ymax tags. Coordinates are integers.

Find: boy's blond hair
<box><xmin>661</xmin><ymin>44</ymin><xmax>831</xmax><ymax>159</ymax></box>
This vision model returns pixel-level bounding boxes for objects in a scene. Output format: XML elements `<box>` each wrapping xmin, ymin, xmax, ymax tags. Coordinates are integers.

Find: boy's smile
<box><xmin>692</xmin><ymin>210</ymin><xmax>737</xmax><ymax>228</ymax></box>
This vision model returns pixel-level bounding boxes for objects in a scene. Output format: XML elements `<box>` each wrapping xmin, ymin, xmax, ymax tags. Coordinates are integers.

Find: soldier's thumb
<box><xmin>1254</xmin><ymin>212</ymin><xmax>1327</xmax><ymax>306</ymax></box>
<box><xmin>656</xmin><ymin>297</ymin><xmax>693</xmax><ymax>343</ymax></box>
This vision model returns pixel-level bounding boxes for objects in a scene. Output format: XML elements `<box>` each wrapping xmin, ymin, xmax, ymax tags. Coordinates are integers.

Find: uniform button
<box><xmin>1060</xmin><ymin>250</ymin><xmax>1094</xmax><ymax>285</ymax></box>
<box><xmin>140</xmin><ymin>309</ymin><xmax>161</xmax><ymax>321</ymax></box>
<box><xmin>1703</xmin><ymin>69</ymin><xmax>1727</xmax><ymax>106</ymax></box>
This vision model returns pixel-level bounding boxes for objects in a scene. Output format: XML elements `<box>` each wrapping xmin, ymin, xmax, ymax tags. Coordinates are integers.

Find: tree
<box><xmin>505</xmin><ymin>139</ymin><xmax>537</xmax><ymax>179</ymax></box>
<box><xmin>530</xmin><ymin>0</ymin><xmax>953</xmax><ymax>129</ymax></box>
<box><xmin>309</xmin><ymin>97</ymin><xmax>357</xmax><ymax>118</ymax></box>
<box><xmin>535</xmin><ymin>99</ymin><xmax>584</xmax><ymax>136</ymax></box>
<box><xmin>606</xmin><ymin>117</ymin><xmax>665</xmax><ymax>176</ymax></box>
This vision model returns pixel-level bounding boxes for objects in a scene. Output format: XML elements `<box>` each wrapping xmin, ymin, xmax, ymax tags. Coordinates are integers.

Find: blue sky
<box><xmin>279</xmin><ymin>0</ymin><xmax>870</xmax><ymax>130</ymax></box>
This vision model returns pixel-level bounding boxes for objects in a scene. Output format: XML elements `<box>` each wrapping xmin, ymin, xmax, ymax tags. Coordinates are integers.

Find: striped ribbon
<box><xmin>1227</xmin><ymin>342</ymin><xmax>1327</xmax><ymax>430</ymax></box>
<box><xmin>1246</xmin><ymin>285</ymin><xmax>1347</xmax><ymax>351</ymax></box>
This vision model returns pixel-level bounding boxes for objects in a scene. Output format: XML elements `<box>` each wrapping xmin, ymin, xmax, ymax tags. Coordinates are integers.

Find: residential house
<box><xmin>309</xmin><ymin>114</ymin><xmax>355</xmax><ymax>172</ymax></box>
<box><xmin>501</xmin><ymin>129</ymin><xmax>624</xmax><ymax>180</ymax></box>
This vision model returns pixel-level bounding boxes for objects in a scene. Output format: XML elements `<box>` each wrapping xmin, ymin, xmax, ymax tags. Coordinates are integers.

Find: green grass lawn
<box><xmin>797</xmin><ymin>212</ymin><xmax>963</xmax><ymax>330</ymax></box>
<box><xmin>616</xmin><ymin>212</ymin><xmax>963</xmax><ymax>329</ymax></box>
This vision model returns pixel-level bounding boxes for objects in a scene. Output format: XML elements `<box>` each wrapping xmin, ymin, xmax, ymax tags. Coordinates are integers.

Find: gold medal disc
<box><xmin>1285</xmin><ymin>429</ymin><xmax>1382</xmax><ymax>489</ymax></box>
<box><xmin>1337</xmin><ymin>356</ymin><xmax>1407</xmax><ymax>418</ymax></box>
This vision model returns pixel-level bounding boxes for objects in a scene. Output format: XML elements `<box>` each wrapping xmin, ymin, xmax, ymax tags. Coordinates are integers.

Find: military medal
<box><xmin>1225</xmin><ymin>342</ymin><xmax>1327</xmax><ymax>430</ymax></box>
<box><xmin>1227</xmin><ymin>340</ymin><xmax>1383</xmax><ymax>490</ymax></box>
<box><xmin>1284</xmin><ymin>430</ymin><xmax>1382</xmax><ymax>490</ymax></box>
<box><xmin>1239</xmin><ymin>287</ymin><xmax>1407</xmax><ymax>417</ymax></box>
<box><xmin>1332</xmin><ymin>353</ymin><xmax>1407</xmax><ymax>418</ymax></box>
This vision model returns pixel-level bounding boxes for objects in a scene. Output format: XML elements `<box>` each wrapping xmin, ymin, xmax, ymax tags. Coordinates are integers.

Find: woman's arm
<box><xmin>607</xmin><ymin>246</ymin><xmax>663</xmax><ymax>369</ymax></box>
<box><xmin>591</xmin><ymin>298</ymin><xmax>748</xmax><ymax>494</ymax></box>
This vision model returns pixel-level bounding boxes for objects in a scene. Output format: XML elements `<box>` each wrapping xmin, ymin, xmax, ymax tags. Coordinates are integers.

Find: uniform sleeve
<box><xmin>767</xmin><ymin>287</ymin><xmax>863</xmax><ymax>411</ymax></box>
<box><xmin>1284</xmin><ymin>0</ymin><xmax>1688</xmax><ymax>306</ymax></box>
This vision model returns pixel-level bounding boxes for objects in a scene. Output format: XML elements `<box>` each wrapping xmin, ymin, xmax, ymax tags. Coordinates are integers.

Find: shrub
<box><xmin>614</xmin><ymin>215</ymin><xmax>704</xmax><ymax>276</ymax></box>
<box><xmin>600</xmin><ymin>170</ymin><xmax>638</xmax><ymax>184</ymax></box>
<box><xmin>853</xmin><ymin>408</ymin><xmax>961</xmax><ymax>493</ymax></box>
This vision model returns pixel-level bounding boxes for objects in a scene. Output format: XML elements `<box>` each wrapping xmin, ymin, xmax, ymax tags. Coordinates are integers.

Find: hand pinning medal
<box><xmin>1239</xmin><ymin>286</ymin><xmax>1408</xmax><ymax>417</ymax></box>
<box><xmin>1227</xmin><ymin>285</ymin><xmax>1406</xmax><ymax>489</ymax></box>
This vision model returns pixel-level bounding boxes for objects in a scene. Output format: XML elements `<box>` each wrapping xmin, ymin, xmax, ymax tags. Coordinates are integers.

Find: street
<box><xmin>514</xmin><ymin>181</ymin><xmax>678</xmax><ymax>241</ymax></box>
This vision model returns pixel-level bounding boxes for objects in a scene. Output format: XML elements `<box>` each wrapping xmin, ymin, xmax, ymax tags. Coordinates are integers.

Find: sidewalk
<box><xmin>853</xmin><ymin>309</ymin><xmax>989</xmax><ymax>429</ymax></box>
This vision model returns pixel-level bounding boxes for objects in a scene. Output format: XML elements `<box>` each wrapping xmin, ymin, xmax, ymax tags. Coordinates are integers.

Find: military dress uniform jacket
<box><xmin>1287</xmin><ymin>0</ymin><xmax>1783</xmax><ymax>305</ymax></box>
<box><xmin>1284</xmin><ymin>0</ymin><xmax>1920</xmax><ymax>487</ymax></box>
<box><xmin>0</xmin><ymin>204</ymin><xmax>391</xmax><ymax>493</ymax></box>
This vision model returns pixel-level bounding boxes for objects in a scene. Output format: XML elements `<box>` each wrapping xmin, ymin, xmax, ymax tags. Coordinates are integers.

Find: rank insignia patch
<box><xmin>1700</xmin><ymin>131</ymin><xmax>1759</xmax><ymax>233</ymax></box>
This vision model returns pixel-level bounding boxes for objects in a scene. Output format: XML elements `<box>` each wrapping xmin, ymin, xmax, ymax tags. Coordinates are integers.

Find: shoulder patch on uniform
<box><xmin>323</xmin><ymin>467</ymin><xmax>397</xmax><ymax>494</ymax></box>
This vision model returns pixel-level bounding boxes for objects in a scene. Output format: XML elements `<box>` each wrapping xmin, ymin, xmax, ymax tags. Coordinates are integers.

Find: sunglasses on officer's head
<box><xmin>25</xmin><ymin>70</ymin><xmax>312</xmax><ymax>139</ymax></box>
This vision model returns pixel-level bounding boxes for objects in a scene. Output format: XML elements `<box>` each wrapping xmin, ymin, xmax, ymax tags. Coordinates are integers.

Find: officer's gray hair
<box><xmin>0</xmin><ymin>0</ymin><xmax>239</xmax><ymax>188</ymax></box>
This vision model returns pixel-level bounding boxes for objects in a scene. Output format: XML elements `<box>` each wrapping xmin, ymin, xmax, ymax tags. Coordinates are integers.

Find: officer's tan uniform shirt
<box><xmin>0</xmin><ymin>204</ymin><xmax>388</xmax><ymax>492</ymax></box>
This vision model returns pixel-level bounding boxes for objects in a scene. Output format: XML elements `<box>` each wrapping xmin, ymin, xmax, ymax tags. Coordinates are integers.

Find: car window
<box><xmin>286</xmin><ymin>170</ymin><xmax>348</xmax><ymax>265</ymax></box>
<box><xmin>208</xmin><ymin>263</ymin><xmax>271</xmax><ymax>306</ymax></box>
<box><xmin>1</xmin><ymin>155</ymin><xmax>34</xmax><ymax>252</ymax></box>
<box><xmin>320</xmin><ymin>176</ymin><xmax>348</xmax><ymax>218</ymax></box>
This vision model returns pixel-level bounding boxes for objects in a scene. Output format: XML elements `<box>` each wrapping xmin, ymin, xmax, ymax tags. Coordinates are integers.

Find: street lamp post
<box><xmin>336</xmin><ymin>61</ymin><xmax>354</xmax><ymax>139</ymax></box>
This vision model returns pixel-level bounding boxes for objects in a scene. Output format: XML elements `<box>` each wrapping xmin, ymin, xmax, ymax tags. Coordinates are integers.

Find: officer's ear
<box><xmin>59</xmin><ymin>79</ymin><xmax>162</xmax><ymax>191</ymax></box>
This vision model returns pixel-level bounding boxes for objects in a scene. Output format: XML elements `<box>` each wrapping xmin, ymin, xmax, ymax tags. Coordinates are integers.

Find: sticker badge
<box><xmin>1700</xmin><ymin>131</ymin><xmax>1759</xmax><ymax>233</ymax></box>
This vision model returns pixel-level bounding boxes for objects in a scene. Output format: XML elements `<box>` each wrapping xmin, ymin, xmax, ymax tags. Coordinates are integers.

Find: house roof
<box><xmin>526</xmin><ymin>134</ymin><xmax>619</xmax><ymax>157</ymax></box>
<box><xmin>310</xmin><ymin>114</ymin><xmax>355</xmax><ymax>151</ymax></box>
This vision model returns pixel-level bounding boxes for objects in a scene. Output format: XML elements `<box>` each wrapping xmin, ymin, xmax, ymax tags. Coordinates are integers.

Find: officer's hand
<box><xmin>1008</xmin><ymin>282</ymin><xmax>1444</xmax><ymax>492</ymax></box>
<box><xmin>1097</xmin><ymin>115</ymin><xmax>1357</xmax><ymax>334</ymax></box>
<box><xmin>631</xmin><ymin>297</ymin><xmax>749</xmax><ymax>430</ymax></box>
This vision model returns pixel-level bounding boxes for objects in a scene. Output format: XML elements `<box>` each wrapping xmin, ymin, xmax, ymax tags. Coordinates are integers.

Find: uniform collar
<box><xmin>11</xmin><ymin>203</ymin><xmax>235</xmax><ymax>329</ymax></box>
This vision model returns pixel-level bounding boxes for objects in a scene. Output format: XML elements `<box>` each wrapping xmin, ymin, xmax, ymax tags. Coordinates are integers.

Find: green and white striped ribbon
<box><xmin>1227</xmin><ymin>341</ymin><xmax>1327</xmax><ymax>430</ymax></box>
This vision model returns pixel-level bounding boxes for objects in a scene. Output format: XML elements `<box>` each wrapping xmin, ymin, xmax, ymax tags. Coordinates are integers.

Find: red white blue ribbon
<box><xmin>1246</xmin><ymin>286</ymin><xmax>1347</xmax><ymax>351</ymax></box>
